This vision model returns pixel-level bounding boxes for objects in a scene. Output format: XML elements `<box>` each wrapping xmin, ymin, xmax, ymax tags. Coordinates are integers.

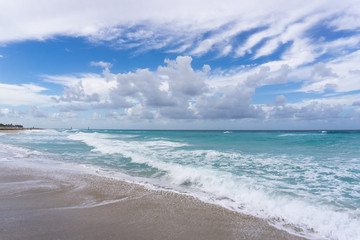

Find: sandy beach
<box><xmin>0</xmin><ymin>162</ymin><xmax>307</xmax><ymax>240</ymax></box>
<box><xmin>0</xmin><ymin>129</ymin><xmax>24</xmax><ymax>133</ymax></box>
<box><xmin>0</xmin><ymin>128</ymin><xmax>42</xmax><ymax>132</ymax></box>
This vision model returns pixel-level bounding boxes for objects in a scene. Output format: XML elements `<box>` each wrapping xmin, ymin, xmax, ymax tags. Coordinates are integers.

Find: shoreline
<box><xmin>0</xmin><ymin>128</ymin><xmax>43</xmax><ymax>133</ymax></box>
<box><xmin>0</xmin><ymin>162</ymin><xmax>307</xmax><ymax>240</ymax></box>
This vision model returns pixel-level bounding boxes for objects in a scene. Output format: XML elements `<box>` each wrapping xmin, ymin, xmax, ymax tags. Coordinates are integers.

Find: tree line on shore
<box><xmin>0</xmin><ymin>123</ymin><xmax>23</xmax><ymax>128</ymax></box>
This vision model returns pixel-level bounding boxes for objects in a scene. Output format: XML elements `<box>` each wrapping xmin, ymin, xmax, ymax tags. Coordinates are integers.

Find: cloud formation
<box><xmin>1</xmin><ymin>1</ymin><xmax>359</xmax><ymax>66</ymax></box>
<box><xmin>1</xmin><ymin>0</ymin><xmax>359</xmax><ymax>128</ymax></box>
<box><xmin>0</xmin><ymin>55</ymin><xmax>359</xmax><ymax>128</ymax></box>
<box><xmin>90</xmin><ymin>61</ymin><xmax>113</xmax><ymax>68</ymax></box>
<box><xmin>0</xmin><ymin>108</ymin><xmax>22</xmax><ymax>118</ymax></box>
<box><xmin>39</xmin><ymin>56</ymin><xmax>357</xmax><ymax>124</ymax></box>
<box><xmin>50</xmin><ymin>56</ymin><xmax>214</xmax><ymax>119</ymax></box>
<box><xmin>0</xmin><ymin>83</ymin><xmax>52</xmax><ymax>106</ymax></box>
<box><xmin>269</xmin><ymin>101</ymin><xmax>343</xmax><ymax>120</ymax></box>
<box><xmin>29</xmin><ymin>106</ymin><xmax>48</xmax><ymax>118</ymax></box>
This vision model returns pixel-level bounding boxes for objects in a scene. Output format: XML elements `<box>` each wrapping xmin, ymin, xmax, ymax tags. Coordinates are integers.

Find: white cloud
<box><xmin>0</xmin><ymin>48</ymin><xmax>358</xmax><ymax>125</ymax></box>
<box><xmin>304</xmin><ymin>93</ymin><xmax>360</xmax><ymax>108</ymax></box>
<box><xmin>124</xmin><ymin>104</ymin><xmax>154</xmax><ymax>119</ymax></box>
<box><xmin>106</xmin><ymin>56</ymin><xmax>210</xmax><ymax>117</ymax></box>
<box><xmin>266</xmin><ymin>92</ymin><xmax>360</xmax><ymax>121</ymax></box>
<box><xmin>236</xmin><ymin>25</ymin><xmax>282</xmax><ymax>57</ymax></box>
<box><xmin>0</xmin><ymin>108</ymin><xmax>22</xmax><ymax>118</ymax></box>
<box><xmin>191</xmin><ymin>22</ymin><xmax>256</xmax><ymax>56</ymax></box>
<box><xmin>269</xmin><ymin>101</ymin><xmax>343</xmax><ymax>120</ymax></box>
<box><xmin>29</xmin><ymin>106</ymin><xmax>48</xmax><ymax>118</ymax></box>
<box><xmin>90</xmin><ymin>61</ymin><xmax>113</xmax><ymax>68</ymax></box>
<box><xmin>328</xmin><ymin>4</ymin><xmax>360</xmax><ymax>31</ymax></box>
<box><xmin>43</xmin><ymin>72</ymin><xmax>117</xmax><ymax>103</ymax></box>
<box><xmin>0</xmin><ymin>54</ymin><xmax>3</xmax><ymax>58</ymax></box>
<box><xmin>275</xmin><ymin>95</ymin><xmax>287</xmax><ymax>105</ymax></box>
<box><xmin>47</xmin><ymin>56</ymin><xmax>264</xmax><ymax>120</ymax></box>
<box><xmin>252</xmin><ymin>13</ymin><xmax>324</xmax><ymax>60</ymax></box>
<box><xmin>1</xmin><ymin>0</ymin><xmax>359</xmax><ymax>60</ymax></box>
<box><xmin>207</xmin><ymin>63</ymin><xmax>291</xmax><ymax>91</ymax></box>
<box><xmin>0</xmin><ymin>83</ymin><xmax>52</xmax><ymax>106</ymax></box>
<box><xmin>293</xmin><ymin>50</ymin><xmax>360</xmax><ymax>93</ymax></box>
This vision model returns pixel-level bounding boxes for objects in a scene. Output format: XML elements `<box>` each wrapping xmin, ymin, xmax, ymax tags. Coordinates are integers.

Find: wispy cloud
<box><xmin>0</xmin><ymin>83</ymin><xmax>52</xmax><ymax>106</ymax></box>
<box><xmin>90</xmin><ymin>61</ymin><xmax>113</xmax><ymax>68</ymax></box>
<box><xmin>1</xmin><ymin>0</ymin><xmax>359</xmax><ymax>61</ymax></box>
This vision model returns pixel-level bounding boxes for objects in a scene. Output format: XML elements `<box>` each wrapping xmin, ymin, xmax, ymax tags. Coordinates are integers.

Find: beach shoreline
<box><xmin>0</xmin><ymin>162</ymin><xmax>307</xmax><ymax>240</ymax></box>
<box><xmin>0</xmin><ymin>128</ymin><xmax>43</xmax><ymax>133</ymax></box>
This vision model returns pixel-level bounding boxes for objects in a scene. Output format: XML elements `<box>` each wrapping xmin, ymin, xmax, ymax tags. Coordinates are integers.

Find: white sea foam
<box><xmin>68</xmin><ymin>132</ymin><xmax>187</xmax><ymax>154</ymax></box>
<box><xmin>127</xmin><ymin>151</ymin><xmax>360</xmax><ymax>240</ymax></box>
<box><xmin>66</xmin><ymin>131</ymin><xmax>360</xmax><ymax>240</ymax></box>
<box><xmin>0</xmin><ymin>142</ymin><xmax>45</xmax><ymax>160</ymax></box>
<box><xmin>278</xmin><ymin>133</ymin><xmax>319</xmax><ymax>137</ymax></box>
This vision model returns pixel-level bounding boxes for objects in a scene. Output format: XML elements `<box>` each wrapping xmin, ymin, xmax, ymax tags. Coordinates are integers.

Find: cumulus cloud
<box><xmin>107</xmin><ymin>56</ymin><xmax>210</xmax><ymax>118</ymax></box>
<box><xmin>295</xmin><ymin>102</ymin><xmax>343</xmax><ymax>120</ymax></box>
<box><xmin>269</xmin><ymin>101</ymin><xmax>343</xmax><ymax>120</ymax></box>
<box><xmin>1</xmin><ymin>53</ymin><xmax>357</xmax><ymax>125</ymax></box>
<box><xmin>265</xmin><ymin>91</ymin><xmax>360</xmax><ymax>123</ymax></box>
<box><xmin>46</xmin><ymin>56</ymin><xmax>360</xmax><ymax>122</ymax></box>
<box><xmin>312</xmin><ymin>62</ymin><xmax>338</xmax><ymax>78</ymax></box>
<box><xmin>0</xmin><ymin>108</ymin><xmax>22</xmax><ymax>118</ymax></box>
<box><xmin>196</xmin><ymin>85</ymin><xmax>263</xmax><ymax>119</ymax></box>
<box><xmin>44</xmin><ymin>73</ymin><xmax>116</xmax><ymax>104</ymax></box>
<box><xmin>352</xmin><ymin>101</ymin><xmax>360</xmax><ymax>106</ymax></box>
<box><xmin>48</xmin><ymin>56</ymin><xmax>265</xmax><ymax>120</ymax></box>
<box><xmin>275</xmin><ymin>95</ymin><xmax>287</xmax><ymax>105</ymax></box>
<box><xmin>48</xmin><ymin>111</ymin><xmax>78</xmax><ymax>120</ymax></box>
<box><xmin>125</xmin><ymin>104</ymin><xmax>154</xmax><ymax>119</ymax></box>
<box><xmin>54</xmin><ymin>82</ymin><xmax>100</xmax><ymax>103</ymax></box>
<box><xmin>193</xmin><ymin>65</ymin><xmax>294</xmax><ymax>120</ymax></box>
<box><xmin>29</xmin><ymin>106</ymin><xmax>48</xmax><ymax>118</ymax></box>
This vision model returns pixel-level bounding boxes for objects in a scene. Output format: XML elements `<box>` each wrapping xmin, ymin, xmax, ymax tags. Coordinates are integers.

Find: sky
<box><xmin>0</xmin><ymin>0</ymin><xmax>360</xmax><ymax>130</ymax></box>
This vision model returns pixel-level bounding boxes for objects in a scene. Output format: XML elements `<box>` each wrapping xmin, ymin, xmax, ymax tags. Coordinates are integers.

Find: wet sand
<box><xmin>0</xmin><ymin>163</ymin><xmax>307</xmax><ymax>240</ymax></box>
<box><xmin>0</xmin><ymin>129</ymin><xmax>41</xmax><ymax>134</ymax></box>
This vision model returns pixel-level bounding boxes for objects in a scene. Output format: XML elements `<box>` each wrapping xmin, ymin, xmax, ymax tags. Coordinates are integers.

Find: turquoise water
<box><xmin>1</xmin><ymin>129</ymin><xmax>359</xmax><ymax>239</ymax></box>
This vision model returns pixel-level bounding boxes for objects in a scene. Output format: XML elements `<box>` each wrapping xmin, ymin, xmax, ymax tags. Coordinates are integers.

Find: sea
<box><xmin>0</xmin><ymin>129</ymin><xmax>359</xmax><ymax>240</ymax></box>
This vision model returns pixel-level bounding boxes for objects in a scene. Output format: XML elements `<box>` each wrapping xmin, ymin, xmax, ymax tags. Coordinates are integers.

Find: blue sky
<box><xmin>1</xmin><ymin>0</ymin><xmax>360</xmax><ymax>130</ymax></box>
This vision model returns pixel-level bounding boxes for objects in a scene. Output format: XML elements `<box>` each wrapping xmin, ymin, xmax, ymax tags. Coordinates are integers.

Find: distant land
<box><xmin>0</xmin><ymin>123</ymin><xmax>41</xmax><ymax>131</ymax></box>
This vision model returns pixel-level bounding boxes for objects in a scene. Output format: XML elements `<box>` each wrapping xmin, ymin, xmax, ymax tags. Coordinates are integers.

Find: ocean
<box><xmin>0</xmin><ymin>129</ymin><xmax>359</xmax><ymax>239</ymax></box>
